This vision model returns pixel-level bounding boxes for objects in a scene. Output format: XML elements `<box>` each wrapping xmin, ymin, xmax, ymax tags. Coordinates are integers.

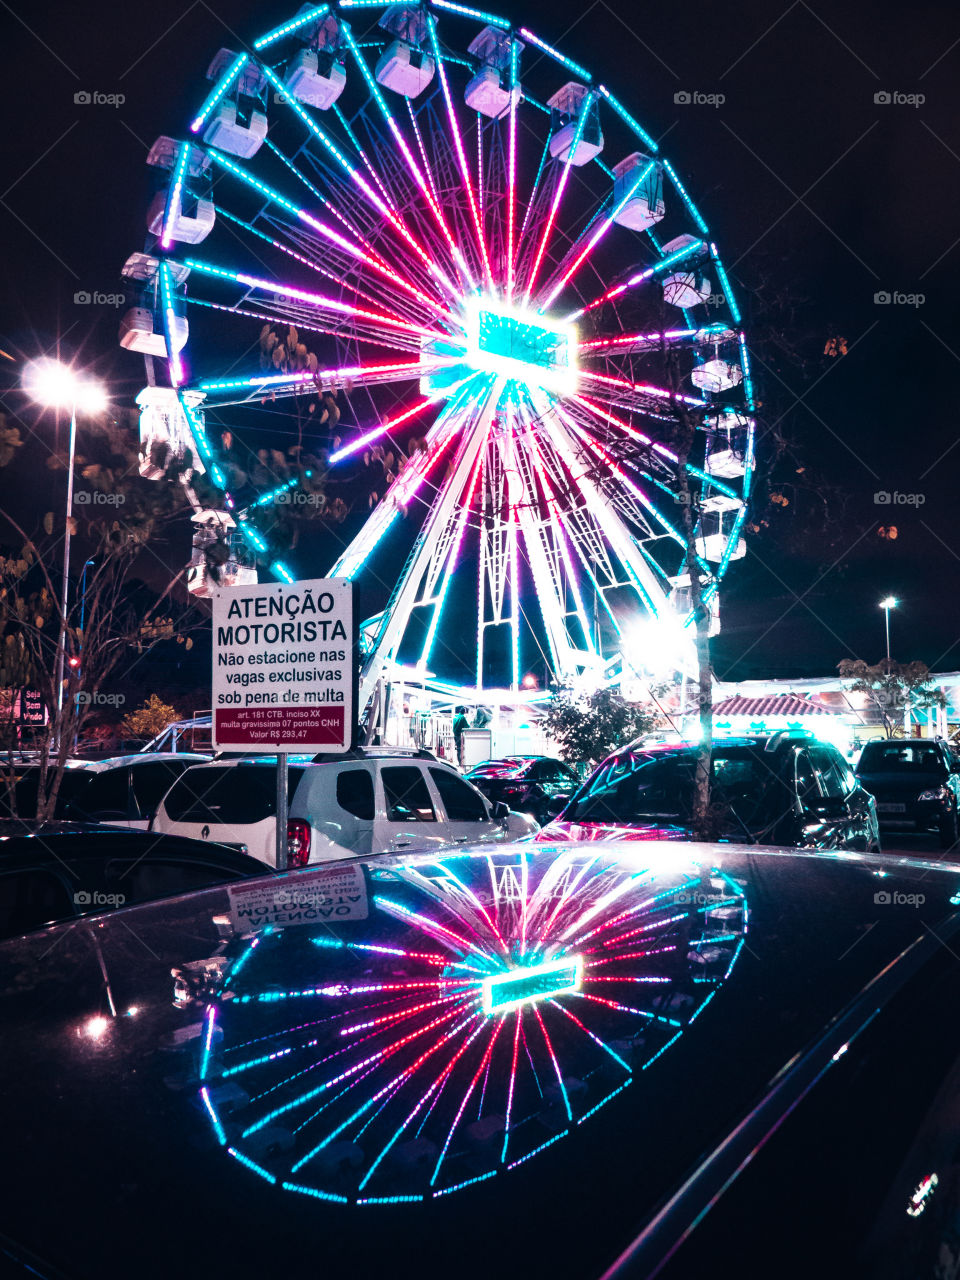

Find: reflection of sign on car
<box><xmin>227</xmin><ymin>862</ymin><xmax>368</xmax><ymax>931</ymax></box>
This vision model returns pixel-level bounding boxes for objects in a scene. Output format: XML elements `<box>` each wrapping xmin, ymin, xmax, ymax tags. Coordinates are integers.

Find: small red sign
<box><xmin>214</xmin><ymin>706</ymin><xmax>345</xmax><ymax>746</ymax></box>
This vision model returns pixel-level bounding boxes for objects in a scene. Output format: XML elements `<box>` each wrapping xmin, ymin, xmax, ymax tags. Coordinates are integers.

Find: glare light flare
<box><xmin>23</xmin><ymin>359</ymin><xmax>108</xmax><ymax>414</ymax></box>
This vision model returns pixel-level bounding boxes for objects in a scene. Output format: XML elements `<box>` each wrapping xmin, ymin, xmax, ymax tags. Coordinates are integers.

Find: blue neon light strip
<box><xmin>434</xmin><ymin>1169</ymin><xmax>498</xmax><ymax>1196</ymax></box>
<box><xmin>200</xmin><ymin>1087</ymin><xmax>228</xmax><ymax>1145</ymax></box>
<box><xmin>518</xmin><ymin>27</ymin><xmax>591</xmax><ymax>81</ymax></box>
<box><xmin>254</xmin><ymin>4</ymin><xmax>329</xmax><ymax>49</ymax></box>
<box><xmin>190</xmin><ymin>53</ymin><xmax>247</xmax><ymax>133</ymax></box>
<box><xmin>506</xmin><ymin>1129</ymin><xmax>567</xmax><ymax>1169</ymax></box>
<box><xmin>430</xmin><ymin>0</ymin><xmax>511</xmax><ymax>26</ymax></box>
<box><xmin>160</xmin><ymin>141</ymin><xmax>191</xmax><ymax>250</ymax></box>
<box><xmin>576</xmin><ymin>1082</ymin><xmax>631</xmax><ymax>1124</ymax></box>
<box><xmin>708</xmin><ymin>243</ymin><xmax>741</xmax><ymax>325</ymax></box>
<box><xmin>227</xmin><ymin>1147</ymin><xmax>277</xmax><ymax>1183</ymax></box>
<box><xmin>281</xmin><ymin>1181</ymin><xmax>350</xmax><ymax>1202</ymax></box>
<box><xmin>597</xmin><ymin>84</ymin><xmax>658</xmax><ymax>152</ymax></box>
<box><xmin>271</xmin><ymin>560</ymin><xmax>296</xmax><ymax>584</ymax></box>
<box><xmin>662</xmin><ymin>157</ymin><xmax>710</xmax><ymax>234</ymax></box>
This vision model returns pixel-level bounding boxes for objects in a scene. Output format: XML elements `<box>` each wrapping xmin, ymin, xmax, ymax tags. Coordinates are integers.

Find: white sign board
<box><xmin>212</xmin><ymin>577</ymin><xmax>354</xmax><ymax>752</ymax></box>
<box><xmin>227</xmin><ymin>863</ymin><xmax>369</xmax><ymax>932</ymax></box>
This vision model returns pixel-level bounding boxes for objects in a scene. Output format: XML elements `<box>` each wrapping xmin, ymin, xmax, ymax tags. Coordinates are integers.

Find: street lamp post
<box><xmin>879</xmin><ymin>596</ymin><xmax>898</xmax><ymax>667</ymax></box>
<box><xmin>22</xmin><ymin>360</ymin><xmax>107</xmax><ymax>754</ymax></box>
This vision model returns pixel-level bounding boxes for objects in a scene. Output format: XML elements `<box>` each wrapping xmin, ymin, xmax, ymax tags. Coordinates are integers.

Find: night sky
<box><xmin>2</xmin><ymin>0</ymin><xmax>959</xmax><ymax>686</ymax></box>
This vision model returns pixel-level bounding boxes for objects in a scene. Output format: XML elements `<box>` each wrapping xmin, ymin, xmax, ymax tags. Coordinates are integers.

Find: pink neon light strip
<box><xmin>329</xmin><ymin>394</ymin><xmax>446</xmax><ymax>465</ymax></box>
<box><xmin>429</xmin><ymin>18</ymin><xmax>493</xmax><ymax>288</ymax></box>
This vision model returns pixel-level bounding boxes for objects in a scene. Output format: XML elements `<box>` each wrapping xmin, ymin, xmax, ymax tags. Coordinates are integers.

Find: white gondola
<box><xmin>705</xmin><ymin>447</ymin><xmax>746</xmax><ymax>480</ymax></box>
<box><xmin>611</xmin><ymin>153</ymin><xmax>665</xmax><ymax>232</ymax></box>
<box><xmin>691</xmin><ymin>359</ymin><xmax>743</xmax><ymax>394</ymax></box>
<box><xmin>186</xmin><ymin>510</ymin><xmax>258</xmax><ymax>597</ymax></box>
<box><xmin>695</xmin><ymin>505</ymin><xmax>746</xmax><ymax>563</ymax></box>
<box><xmin>283</xmin><ymin>48</ymin><xmax>346</xmax><ymax>109</ymax></box>
<box><xmin>660</xmin><ymin>233</ymin><xmax>711</xmax><ymax>308</ymax></box>
<box><xmin>465</xmin><ymin>27</ymin><xmax>522</xmax><ymax>117</ymax></box>
<box><xmin>548</xmin><ymin>83</ymin><xmax>602</xmax><ymax>166</ymax></box>
<box><xmin>136</xmin><ymin>386</ymin><xmax>207</xmax><ymax>480</ymax></box>
<box><xmin>119</xmin><ymin>307</ymin><xmax>188</xmax><ymax>357</ymax></box>
<box><xmin>146</xmin><ymin>190</ymin><xmax>215</xmax><ymax>245</ymax></box>
<box><xmin>376</xmin><ymin>41</ymin><xmax>435</xmax><ymax>97</ymax></box>
<box><xmin>669</xmin><ymin>575</ymin><xmax>721</xmax><ymax>636</ymax></box>
<box><xmin>203</xmin><ymin>101</ymin><xmax>268</xmax><ymax>157</ymax></box>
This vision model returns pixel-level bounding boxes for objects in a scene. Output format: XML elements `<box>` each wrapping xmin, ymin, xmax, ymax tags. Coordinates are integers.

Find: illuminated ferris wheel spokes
<box><xmin>123</xmin><ymin>0</ymin><xmax>753</xmax><ymax>688</ymax></box>
<box><xmin>198</xmin><ymin>850</ymin><xmax>748</xmax><ymax>1200</ymax></box>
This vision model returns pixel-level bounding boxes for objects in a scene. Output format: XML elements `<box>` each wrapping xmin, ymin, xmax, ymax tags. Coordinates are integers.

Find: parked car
<box><xmin>0</xmin><ymin>823</ymin><xmax>267</xmax><ymax>942</ymax></box>
<box><xmin>466</xmin><ymin>755</ymin><xmax>579</xmax><ymax>824</ymax></box>
<box><xmin>58</xmin><ymin>752</ymin><xmax>211</xmax><ymax>830</ymax></box>
<box><xmin>537</xmin><ymin>731</ymin><xmax>880</xmax><ymax>850</ymax></box>
<box><xmin>0</xmin><ymin>759</ymin><xmax>97</xmax><ymax>820</ymax></box>
<box><xmin>855</xmin><ymin>737</ymin><xmax>960</xmax><ymax>846</ymax></box>
<box><xmin>152</xmin><ymin>748</ymin><xmax>539</xmax><ymax>866</ymax></box>
<box><xmin>2</xmin><ymin>838</ymin><xmax>960</xmax><ymax>1279</ymax></box>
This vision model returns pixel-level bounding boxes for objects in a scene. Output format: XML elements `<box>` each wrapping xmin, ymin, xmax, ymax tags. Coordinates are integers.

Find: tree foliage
<box><xmin>838</xmin><ymin>658</ymin><xmax>946</xmax><ymax>738</ymax></box>
<box><xmin>543</xmin><ymin>688</ymin><xmax>660</xmax><ymax>767</ymax></box>
<box><xmin>119</xmin><ymin>693</ymin><xmax>179</xmax><ymax>742</ymax></box>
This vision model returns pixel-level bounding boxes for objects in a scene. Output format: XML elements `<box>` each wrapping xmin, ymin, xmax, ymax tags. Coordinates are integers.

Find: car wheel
<box><xmin>939</xmin><ymin>807</ymin><xmax>959</xmax><ymax>849</ymax></box>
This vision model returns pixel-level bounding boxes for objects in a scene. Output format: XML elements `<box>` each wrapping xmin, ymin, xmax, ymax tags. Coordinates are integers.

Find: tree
<box><xmin>119</xmin><ymin>694</ymin><xmax>180</xmax><ymax>742</ymax></box>
<box><xmin>838</xmin><ymin>659</ymin><xmax>946</xmax><ymax>738</ymax></box>
<box><xmin>543</xmin><ymin>687</ymin><xmax>660</xmax><ymax>769</ymax></box>
<box><xmin>0</xmin><ymin>409</ymin><xmax>205</xmax><ymax>820</ymax></box>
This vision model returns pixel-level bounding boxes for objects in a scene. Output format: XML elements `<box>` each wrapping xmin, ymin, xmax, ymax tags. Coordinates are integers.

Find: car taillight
<box><xmin>287</xmin><ymin>819</ymin><xmax>311</xmax><ymax>868</ymax></box>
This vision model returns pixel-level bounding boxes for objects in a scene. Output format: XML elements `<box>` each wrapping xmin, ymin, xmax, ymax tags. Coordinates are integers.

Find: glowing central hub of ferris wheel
<box><xmin>462</xmin><ymin>297</ymin><xmax>578</xmax><ymax>395</ymax></box>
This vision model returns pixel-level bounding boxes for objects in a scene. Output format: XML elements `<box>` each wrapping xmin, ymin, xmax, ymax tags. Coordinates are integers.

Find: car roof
<box><xmin>83</xmin><ymin>752</ymin><xmax>210</xmax><ymax>771</ymax></box>
<box><xmin>0</xmin><ymin>841</ymin><xmax>958</xmax><ymax>1280</ymax></box>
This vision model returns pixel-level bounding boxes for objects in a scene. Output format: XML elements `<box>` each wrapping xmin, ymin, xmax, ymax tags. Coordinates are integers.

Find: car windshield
<box><xmin>563</xmin><ymin>747</ymin><xmax>773</xmax><ymax>830</ymax></box>
<box><xmin>858</xmin><ymin>742</ymin><xmax>946</xmax><ymax>774</ymax></box>
<box><xmin>1</xmin><ymin>844</ymin><xmax>959</xmax><ymax>1280</ymax></box>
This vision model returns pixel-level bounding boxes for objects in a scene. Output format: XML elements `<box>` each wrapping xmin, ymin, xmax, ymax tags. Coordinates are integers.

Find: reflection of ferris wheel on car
<box><xmin>121</xmin><ymin>0</ymin><xmax>754</xmax><ymax>712</ymax></box>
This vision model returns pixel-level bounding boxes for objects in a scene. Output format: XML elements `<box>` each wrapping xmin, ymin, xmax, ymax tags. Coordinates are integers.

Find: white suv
<box><xmin>151</xmin><ymin>750</ymin><xmax>538</xmax><ymax>867</ymax></box>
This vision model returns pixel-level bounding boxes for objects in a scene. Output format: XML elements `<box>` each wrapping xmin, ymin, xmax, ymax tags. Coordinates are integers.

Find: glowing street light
<box><xmin>22</xmin><ymin>359</ymin><xmax>108</xmax><ymax>751</ymax></box>
<box><xmin>879</xmin><ymin>596</ymin><xmax>898</xmax><ymax>666</ymax></box>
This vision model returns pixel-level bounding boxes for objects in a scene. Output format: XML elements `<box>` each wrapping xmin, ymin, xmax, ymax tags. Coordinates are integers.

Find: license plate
<box><xmin>878</xmin><ymin>803</ymin><xmax>906</xmax><ymax>814</ymax></box>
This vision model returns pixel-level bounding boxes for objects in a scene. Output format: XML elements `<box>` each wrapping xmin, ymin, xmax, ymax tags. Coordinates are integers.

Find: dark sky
<box><xmin>2</xmin><ymin>0</ymin><xmax>960</xmax><ymax>684</ymax></box>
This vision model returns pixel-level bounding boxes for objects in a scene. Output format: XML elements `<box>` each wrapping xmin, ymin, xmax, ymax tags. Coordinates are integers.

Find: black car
<box><xmin>466</xmin><ymin>755</ymin><xmax>578</xmax><ymax>823</ymax></box>
<box><xmin>0</xmin><ymin>824</ymin><xmax>268</xmax><ymax>941</ymax></box>
<box><xmin>537</xmin><ymin>731</ymin><xmax>880</xmax><ymax>850</ymax></box>
<box><xmin>0</xmin><ymin>761</ymin><xmax>97</xmax><ymax>820</ymax></box>
<box><xmin>2</xmin><ymin>839</ymin><xmax>960</xmax><ymax>1279</ymax></box>
<box><xmin>856</xmin><ymin>738</ymin><xmax>960</xmax><ymax>847</ymax></box>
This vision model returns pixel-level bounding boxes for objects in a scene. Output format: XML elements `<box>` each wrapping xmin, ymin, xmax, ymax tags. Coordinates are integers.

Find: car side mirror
<box><xmin>492</xmin><ymin>800</ymin><xmax>510</xmax><ymax>824</ymax></box>
<box><xmin>547</xmin><ymin>794</ymin><xmax>569</xmax><ymax>817</ymax></box>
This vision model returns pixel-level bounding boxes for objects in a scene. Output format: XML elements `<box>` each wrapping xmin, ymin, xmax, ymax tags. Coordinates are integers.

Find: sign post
<box><xmin>211</xmin><ymin>578</ymin><xmax>355</xmax><ymax>867</ymax></box>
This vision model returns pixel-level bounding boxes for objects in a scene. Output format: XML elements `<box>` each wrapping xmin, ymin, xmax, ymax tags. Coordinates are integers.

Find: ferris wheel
<box><xmin>120</xmin><ymin>0</ymin><xmax>754</xmax><ymax>713</ymax></box>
